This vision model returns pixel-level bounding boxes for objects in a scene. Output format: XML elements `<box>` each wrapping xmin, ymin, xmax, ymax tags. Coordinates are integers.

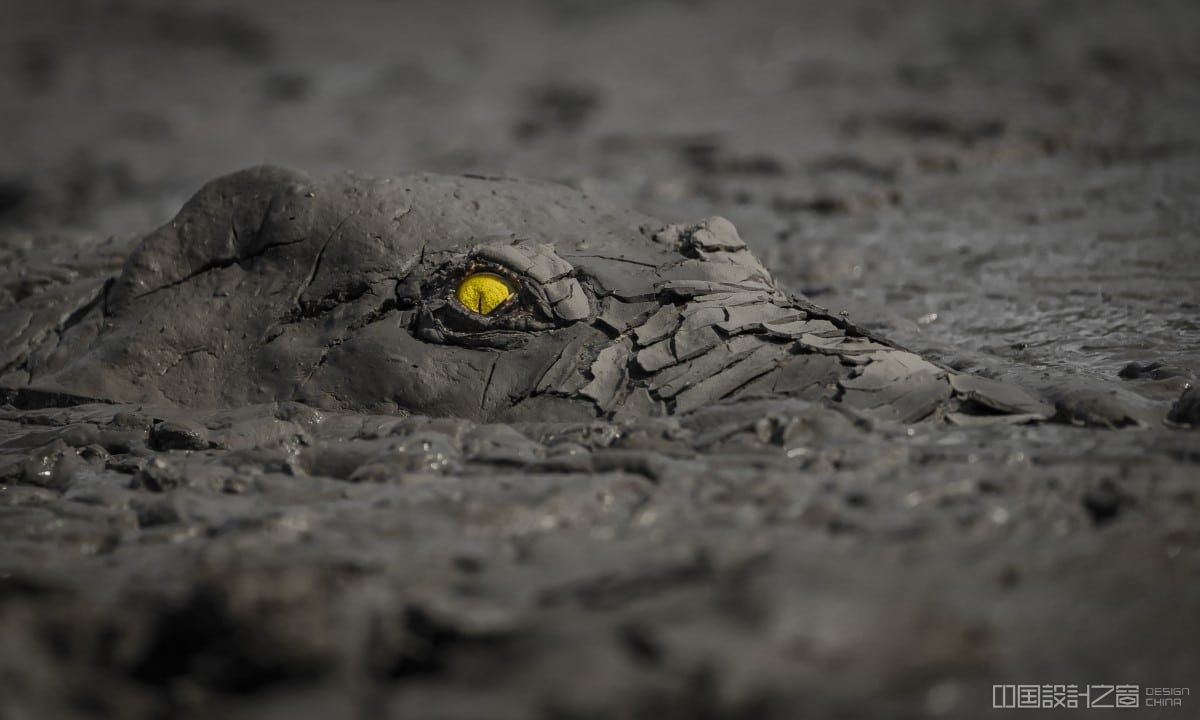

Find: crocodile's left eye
<box><xmin>455</xmin><ymin>272</ymin><xmax>514</xmax><ymax>316</ymax></box>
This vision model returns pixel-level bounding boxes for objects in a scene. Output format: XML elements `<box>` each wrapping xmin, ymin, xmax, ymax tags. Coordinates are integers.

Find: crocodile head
<box><xmin>4</xmin><ymin>165</ymin><xmax>1053</xmax><ymax>424</ymax></box>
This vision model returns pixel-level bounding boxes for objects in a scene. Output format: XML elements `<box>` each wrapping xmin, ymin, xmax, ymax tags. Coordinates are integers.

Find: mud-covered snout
<box><xmin>1</xmin><ymin>167</ymin><xmax>1058</xmax><ymax>426</ymax></box>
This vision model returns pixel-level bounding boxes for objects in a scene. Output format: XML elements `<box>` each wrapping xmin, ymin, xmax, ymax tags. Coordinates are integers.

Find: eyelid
<box><xmin>455</xmin><ymin>242</ymin><xmax>591</xmax><ymax>323</ymax></box>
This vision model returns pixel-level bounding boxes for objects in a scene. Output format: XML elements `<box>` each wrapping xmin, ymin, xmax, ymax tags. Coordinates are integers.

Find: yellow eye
<box><xmin>455</xmin><ymin>272</ymin><xmax>514</xmax><ymax>315</ymax></box>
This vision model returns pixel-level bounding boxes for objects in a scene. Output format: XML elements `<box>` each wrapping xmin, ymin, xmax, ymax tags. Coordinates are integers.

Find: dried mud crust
<box><xmin>0</xmin><ymin>167</ymin><xmax>1075</xmax><ymax>427</ymax></box>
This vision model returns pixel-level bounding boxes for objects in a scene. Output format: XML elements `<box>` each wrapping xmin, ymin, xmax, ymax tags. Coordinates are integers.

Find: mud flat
<box><xmin>2</xmin><ymin>1</ymin><xmax>1198</xmax><ymax>718</ymax></box>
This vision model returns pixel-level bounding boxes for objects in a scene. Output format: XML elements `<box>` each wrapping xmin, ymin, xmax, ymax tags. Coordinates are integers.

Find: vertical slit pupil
<box><xmin>456</xmin><ymin>273</ymin><xmax>513</xmax><ymax>316</ymax></box>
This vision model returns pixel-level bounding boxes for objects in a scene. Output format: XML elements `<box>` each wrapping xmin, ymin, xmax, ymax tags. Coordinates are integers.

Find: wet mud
<box><xmin>1</xmin><ymin>1</ymin><xmax>1198</xmax><ymax>718</ymax></box>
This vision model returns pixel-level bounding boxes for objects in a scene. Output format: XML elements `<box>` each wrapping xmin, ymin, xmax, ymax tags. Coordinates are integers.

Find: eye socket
<box><xmin>455</xmin><ymin>272</ymin><xmax>514</xmax><ymax>316</ymax></box>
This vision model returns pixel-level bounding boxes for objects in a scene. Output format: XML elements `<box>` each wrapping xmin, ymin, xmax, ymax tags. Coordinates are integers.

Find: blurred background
<box><xmin>3</xmin><ymin>0</ymin><xmax>1199</xmax><ymax>397</ymax></box>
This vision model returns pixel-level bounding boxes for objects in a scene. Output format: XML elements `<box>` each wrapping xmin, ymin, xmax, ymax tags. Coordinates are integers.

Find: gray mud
<box><xmin>1</xmin><ymin>1</ymin><xmax>1198</xmax><ymax>719</ymax></box>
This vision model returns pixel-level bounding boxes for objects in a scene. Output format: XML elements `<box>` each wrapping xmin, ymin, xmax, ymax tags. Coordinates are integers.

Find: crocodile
<box><xmin>0</xmin><ymin>164</ymin><xmax>1114</xmax><ymax>426</ymax></box>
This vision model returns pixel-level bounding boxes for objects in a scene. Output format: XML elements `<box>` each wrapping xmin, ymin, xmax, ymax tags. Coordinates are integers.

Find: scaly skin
<box><xmin>1</xmin><ymin>165</ymin><xmax>1057</xmax><ymax>424</ymax></box>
